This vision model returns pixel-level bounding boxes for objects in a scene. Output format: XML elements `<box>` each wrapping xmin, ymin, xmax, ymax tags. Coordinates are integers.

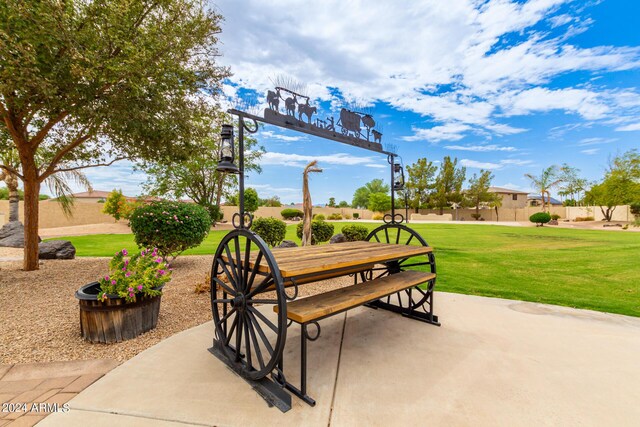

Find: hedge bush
<box><xmin>130</xmin><ymin>201</ymin><xmax>211</xmax><ymax>260</ymax></box>
<box><xmin>296</xmin><ymin>220</ymin><xmax>334</xmax><ymax>245</ymax></box>
<box><xmin>630</xmin><ymin>202</ymin><xmax>640</xmax><ymax>217</ymax></box>
<box><xmin>341</xmin><ymin>224</ymin><xmax>369</xmax><ymax>242</ymax></box>
<box><xmin>251</xmin><ymin>217</ymin><xmax>286</xmax><ymax>247</ymax></box>
<box><xmin>529</xmin><ymin>212</ymin><xmax>551</xmax><ymax>226</ymax></box>
<box><xmin>313</xmin><ymin>213</ymin><xmax>326</xmax><ymax>221</ymax></box>
<box><xmin>281</xmin><ymin>208</ymin><xmax>304</xmax><ymax>220</ymax></box>
<box><xmin>372</xmin><ymin>212</ymin><xmax>384</xmax><ymax>220</ymax></box>
<box><xmin>353</xmin><ymin>213</ymin><xmax>360</xmax><ymax>219</ymax></box>
<box><xmin>575</xmin><ymin>216</ymin><xmax>595</xmax><ymax>222</ymax></box>
<box><xmin>327</xmin><ymin>213</ymin><xmax>342</xmax><ymax>220</ymax></box>
<box><xmin>203</xmin><ymin>203</ymin><xmax>224</xmax><ymax>225</ymax></box>
<box><xmin>550</xmin><ymin>214</ymin><xmax>561</xmax><ymax>220</ymax></box>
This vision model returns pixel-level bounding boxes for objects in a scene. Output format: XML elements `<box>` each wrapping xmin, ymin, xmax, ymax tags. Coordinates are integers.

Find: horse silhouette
<box><xmin>298</xmin><ymin>104</ymin><xmax>317</xmax><ymax>123</ymax></box>
<box><xmin>285</xmin><ymin>97</ymin><xmax>296</xmax><ymax>116</ymax></box>
<box><xmin>267</xmin><ymin>90</ymin><xmax>279</xmax><ymax>111</ymax></box>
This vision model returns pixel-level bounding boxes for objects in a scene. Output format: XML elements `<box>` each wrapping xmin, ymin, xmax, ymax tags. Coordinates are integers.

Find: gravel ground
<box><xmin>0</xmin><ymin>255</ymin><xmax>351</xmax><ymax>364</ymax></box>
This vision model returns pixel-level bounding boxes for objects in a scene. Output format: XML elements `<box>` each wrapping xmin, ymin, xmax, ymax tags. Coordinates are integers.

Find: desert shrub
<box><xmin>471</xmin><ymin>213</ymin><xmax>482</xmax><ymax>220</ymax></box>
<box><xmin>327</xmin><ymin>213</ymin><xmax>343</xmax><ymax>220</ymax></box>
<box><xmin>281</xmin><ymin>208</ymin><xmax>304</xmax><ymax>220</ymax></box>
<box><xmin>296</xmin><ymin>220</ymin><xmax>334</xmax><ymax>245</ymax></box>
<box><xmin>353</xmin><ymin>213</ymin><xmax>360</xmax><ymax>219</ymax></box>
<box><xmin>203</xmin><ymin>203</ymin><xmax>224</xmax><ymax>225</ymax></box>
<box><xmin>251</xmin><ymin>217</ymin><xmax>287</xmax><ymax>247</ymax></box>
<box><xmin>344</xmin><ymin>214</ymin><xmax>351</xmax><ymax>219</ymax></box>
<box><xmin>372</xmin><ymin>212</ymin><xmax>384</xmax><ymax>220</ymax></box>
<box><xmin>341</xmin><ymin>224</ymin><xmax>369</xmax><ymax>242</ymax></box>
<box><xmin>102</xmin><ymin>189</ymin><xmax>136</xmax><ymax>221</ymax></box>
<box><xmin>313</xmin><ymin>213</ymin><xmax>326</xmax><ymax>221</ymax></box>
<box><xmin>550</xmin><ymin>214</ymin><xmax>561</xmax><ymax>220</ymax></box>
<box><xmin>130</xmin><ymin>201</ymin><xmax>210</xmax><ymax>260</ymax></box>
<box><xmin>630</xmin><ymin>202</ymin><xmax>640</xmax><ymax>217</ymax></box>
<box><xmin>575</xmin><ymin>216</ymin><xmax>595</xmax><ymax>222</ymax></box>
<box><xmin>529</xmin><ymin>212</ymin><xmax>551</xmax><ymax>226</ymax></box>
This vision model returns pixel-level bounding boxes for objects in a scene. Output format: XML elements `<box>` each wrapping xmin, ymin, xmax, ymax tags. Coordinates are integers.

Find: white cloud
<box><xmin>615</xmin><ymin>123</ymin><xmax>640</xmax><ymax>131</ymax></box>
<box><xmin>365</xmin><ymin>163</ymin><xmax>387</xmax><ymax>169</ymax></box>
<box><xmin>444</xmin><ymin>144</ymin><xmax>517</xmax><ymax>152</ymax></box>
<box><xmin>577</xmin><ymin>137</ymin><xmax>617</xmax><ymax>146</ymax></box>
<box><xmin>461</xmin><ymin>158</ymin><xmax>533</xmax><ymax>170</ymax></box>
<box><xmin>403</xmin><ymin>123</ymin><xmax>471</xmax><ymax>142</ymax></box>
<box><xmin>260</xmin><ymin>130</ymin><xmax>306</xmax><ymax>142</ymax></box>
<box><xmin>259</xmin><ymin>152</ymin><xmax>377</xmax><ymax>168</ymax></box>
<box><xmin>581</xmin><ymin>148</ymin><xmax>599</xmax><ymax>155</ymax></box>
<box><xmin>215</xmin><ymin>0</ymin><xmax>640</xmax><ymax>137</ymax></box>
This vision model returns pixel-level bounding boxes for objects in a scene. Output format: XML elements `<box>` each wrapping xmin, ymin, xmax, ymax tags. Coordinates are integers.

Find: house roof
<box><xmin>488</xmin><ymin>187</ymin><xmax>528</xmax><ymax>194</ymax></box>
<box><xmin>71</xmin><ymin>190</ymin><xmax>117</xmax><ymax>198</ymax></box>
<box><xmin>527</xmin><ymin>194</ymin><xmax>563</xmax><ymax>205</ymax></box>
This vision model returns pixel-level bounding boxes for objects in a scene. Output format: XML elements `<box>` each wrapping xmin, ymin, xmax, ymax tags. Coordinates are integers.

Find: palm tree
<box><xmin>301</xmin><ymin>161</ymin><xmax>322</xmax><ymax>246</ymax></box>
<box><xmin>524</xmin><ymin>166</ymin><xmax>562</xmax><ymax>212</ymax></box>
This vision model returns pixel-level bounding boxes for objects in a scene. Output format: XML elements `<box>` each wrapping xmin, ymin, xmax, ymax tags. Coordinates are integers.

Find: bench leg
<box><xmin>365</xmin><ymin>283</ymin><xmax>441</xmax><ymax>326</ymax></box>
<box><xmin>282</xmin><ymin>323</ymin><xmax>317</xmax><ymax>406</ymax></box>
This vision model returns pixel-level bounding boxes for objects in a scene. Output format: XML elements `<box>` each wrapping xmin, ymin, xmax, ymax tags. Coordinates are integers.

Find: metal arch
<box><xmin>210</xmin><ymin>228</ymin><xmax>288</xmax><ymax>381</ymax></box>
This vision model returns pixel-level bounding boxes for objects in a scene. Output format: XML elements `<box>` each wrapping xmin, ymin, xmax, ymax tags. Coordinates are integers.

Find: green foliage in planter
<box><xmin>251</xmin><ymin>217</ymin><xmax>286</xmax><ymax>247</ymax></box>
<box><xmin>98</xmin><ymin>248</ymin><xmax>172</xmax><ymax>303</ymax></box>
<box><xmin>341</xmin><ymin>224</ymin><xmax>369</xmax><ymax>242</ymax></box>
<box><xmin>130</xmin><ymin>201</ymin><xmax>211</xmax><ymax>259</ymax></box>
<box><xmin>296</xmin><ymin>220</ymin><xmax>334</xmax><ymax>245</ymax></box>
<box><xmin>281</xmin><ymin>208</ymin><xmax>304</xmax><ymax>219</ymax></box>
<box><xmin>550</xmin><ymin>214</ymin><xmax>561</xmax><ymax>220</ymax></box>
<box><xmin>529</xmin><ymin>212</ymin><xmax>551</xmax><ymax>226</ymax></box>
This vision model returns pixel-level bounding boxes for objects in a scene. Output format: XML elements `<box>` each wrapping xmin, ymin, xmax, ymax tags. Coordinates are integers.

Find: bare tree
<box><xmin>301</xmin><ymin>161</ymin><xmax>322</xmax><ymax>246</ymax></box>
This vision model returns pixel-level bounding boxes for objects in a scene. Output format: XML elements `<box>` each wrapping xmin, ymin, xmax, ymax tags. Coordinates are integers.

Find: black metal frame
<box><xmin>210</xmin><ymin>88</ymin><xmax>435</xmax><ymax>412</ymax></box>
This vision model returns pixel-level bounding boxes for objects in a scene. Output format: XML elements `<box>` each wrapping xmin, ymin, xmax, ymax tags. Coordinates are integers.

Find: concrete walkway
<box><xmin>41</xmin><ymin>293</ymin><xmax>640</xmax><ymax>426</ymax></box>
<box><xmin>0</xmin><ymin>359</ymin><xmax>118</xmax><ymax>426</ymax></box>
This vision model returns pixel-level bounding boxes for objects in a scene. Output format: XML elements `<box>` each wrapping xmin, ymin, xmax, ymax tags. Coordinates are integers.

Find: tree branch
<box><xmin>39</xmin><ymin>131</ymin><xmax>95</xmax><ymax>180</ymax></box>
<box><xmin>46</xmin><ymin>157</ymin><xmax>126</xmax><ymax>177</ymax></box>
<box><xmin>29</xmin><ymin>110</ymin><xmax>69</xmax><ymax>148</ymax></box>
<box><xmin>0</xmin><ymin>164</ymin><xmax>24</xmax><ymax>180</ymax></box>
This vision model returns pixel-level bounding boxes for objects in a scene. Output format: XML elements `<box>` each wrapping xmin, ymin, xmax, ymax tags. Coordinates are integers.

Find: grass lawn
<box><xmin>49</xmin><ymin>223</ymin><xmax>640</xmax><ymax>317</ymax></box>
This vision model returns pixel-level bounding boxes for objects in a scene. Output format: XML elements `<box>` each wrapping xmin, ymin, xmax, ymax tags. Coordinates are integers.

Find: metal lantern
<box><xmin>393</xmin><ymin>162</ymin><xmax>405</xmax><ymax>191</ymax></box>
<box><xmin>216</xmin><ymin>124</ymin><xmax>239</xmax><ymax>173</ymax></box>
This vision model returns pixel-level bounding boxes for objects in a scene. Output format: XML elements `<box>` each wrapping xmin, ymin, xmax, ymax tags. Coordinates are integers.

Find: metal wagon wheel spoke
<box><xmin>211</xmin><ymin>229</ymin><xmax>287</xmax><ymax>380</ymax></box>
<box><xmin>364</xmin><ymin>224</ymin><xmax>436</xmax><ymax>310</ymax></box>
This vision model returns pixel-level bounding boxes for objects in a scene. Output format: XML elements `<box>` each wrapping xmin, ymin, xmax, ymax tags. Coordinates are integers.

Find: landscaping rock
<box><xmin>0</xmin><ymin>221</ymin><xmax>24</xmax><ymax>240</ymax></box>
<box><xmin>330</xmin><ymin>233</ymin><xmax>347</xmax><ymax>244</ymax></box>
<box><xmin>275</xmin><ymin>240</ymin><xmax>298</xmax><ymax>249</ymax></box>
<box><xmin>548</xmin><ymin>220</ymin><xmax>559</xmax><ymax>225</ymax></box>
<box><xmin>39</xmin><ymin>240</ymin><xmax>76</xmax><ymax>259</ymax></box>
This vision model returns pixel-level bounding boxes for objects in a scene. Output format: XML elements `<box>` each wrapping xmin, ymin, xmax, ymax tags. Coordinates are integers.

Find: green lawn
<box><xmin>49</xmin><ymin>223</ymin><xmax>640</xmax><ymax>317</ymax></box>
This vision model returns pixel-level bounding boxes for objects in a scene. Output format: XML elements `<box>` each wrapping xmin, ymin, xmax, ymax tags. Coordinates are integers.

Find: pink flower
<box><xmin>122</xmin><ymin>267</ymin><xmax>127</xmax><ymax>271</ymax></box>
<box><xmin>105</xmin><ymin>275</ymin><xmax>110</xmax><ymax>281</ymax></box>
<box><xmin>111</xmin><ymin>279</ymin><xmax>117</xmax><ymax>285</ymax></box>
<box><xmin>129</xmin><ymin>293</ymin><xmax>135</xmax><ymax>298</ymax></box>
<box><xmin>128</xmin><ymin>287</ymin><xmax>134</xmax><ymax>292</ymax></box>
<box><xmin>155</xmin><ymin>257</ymin><xmax>162</xmax><ymax>263</ymax></box>
<box><xmin>121</xmin><ymin>249</ymin><xmax>128</xmax><ymax>256</ymax></box>
<box><xmin>125</xmin><ymin>272</ymin><xmax>132</xmax><ymax>277</ymax></box>
<box><xmin>137</xmin><ymin>285</ymin><xmax>143</xmax><ymax>291</ymax></box>
<box><xmin>158</xmin><ymin>269</ymin><xmax>165</xmax><ymax>276</ymax></box>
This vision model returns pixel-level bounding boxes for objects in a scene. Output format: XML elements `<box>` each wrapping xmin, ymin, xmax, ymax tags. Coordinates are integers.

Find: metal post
<box><xmin>389</xmin><ymin>154</ymin><xmax>395</xmax><ymax>219</ymax></box>
<box><xmin>238</xmin><ymin>118</ymin><xmax>245</xmax><ymax>228</ymax></box>
<box><xmin>301</xmin><ymin>324</ymin><xmax>307</xmax><ymax>395</ymax></box>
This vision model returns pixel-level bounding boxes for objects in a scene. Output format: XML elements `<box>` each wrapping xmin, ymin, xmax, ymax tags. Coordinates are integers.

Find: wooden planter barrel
<box><xmin>75</xmin><ymin>282</ymin><xmax>162</xmax><ymax>343</ymax></box>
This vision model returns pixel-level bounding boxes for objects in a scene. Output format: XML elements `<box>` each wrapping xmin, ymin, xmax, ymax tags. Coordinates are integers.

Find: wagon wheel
<box><xmin>363</xmin><ymin>223</ymin><xmax>436</xmax><ymax>310</ymax></box>
<box><xmin>210</xmin><ymin>229</ymin><xmax>287</xmax><ymax>380</ymax></box>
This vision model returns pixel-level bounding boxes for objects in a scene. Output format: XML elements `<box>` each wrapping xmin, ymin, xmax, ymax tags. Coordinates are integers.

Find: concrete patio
<box><xmin>41</xmin><ymin>292</ymin><xmax>640</xmax><ymax>426</ymax></box>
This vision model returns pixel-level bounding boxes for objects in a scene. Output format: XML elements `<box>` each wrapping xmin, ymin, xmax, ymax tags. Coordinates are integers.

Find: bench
<box><xmin>273</xmin><ymin>269</ymin><xmax>436</xmax><ymax>405</ymax></box>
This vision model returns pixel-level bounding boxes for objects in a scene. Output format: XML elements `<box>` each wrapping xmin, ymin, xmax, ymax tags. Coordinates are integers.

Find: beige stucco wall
<box><xmin>0</xmin><ymin>200</ymin><xmax>118</xmax><ymax>228</ymax></box>
<box><xmin>566</xmin><ymin>205</ymin><xmax>631</xmax><ymax>222</ymax></box>
<box><xmin>495</xmin><ymin>193</ymin><xmax>528</xmax><ymax>209</ymax></box>
<box><xmin>221</xmin><ymin>206</ymin><xmax>373</xmax><ymax>221</ymax></box>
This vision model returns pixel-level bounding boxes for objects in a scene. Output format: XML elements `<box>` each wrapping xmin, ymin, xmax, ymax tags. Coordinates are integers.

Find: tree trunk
<box><xmin>301</xmin><ymin>161</ymin><xmax>321</xmax><ymax>246</ymax></box>
<box><xmin>22</xmin><ymin>175</ymin><xmax>41</xmax><ymax>271</ymax></box>
<box><xmin>7</xmin><ymin>176</ymin><xmax>20</xmax><ymax>222</ymax></box>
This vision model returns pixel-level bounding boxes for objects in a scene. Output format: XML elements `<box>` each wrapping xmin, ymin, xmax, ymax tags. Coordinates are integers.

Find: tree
<box><xmin>352</xmin><ymin>179</ymin><xmax>390</xmax><ymax>209</ymax></box>
<box><xmin>338</xmin><ymin>200</ymin><xmax>350</xmax><ymax>208</ymax></box>
<box><xmin>405</xmin><ymin>158</ymin><xmax>437</xmax><ymax>213</ymax></box>
<box><xmin>0</xmin><ymin>0</ymin><xmax>229</xmax><ymax>270</ymax></box>
<box><xmin>102</xmin><ymin>189</ymin><xmax>130</xmax><ymax>221</ymax></box>
<box><xmin>558</xmin><ymin>164</ymin><xmax>587</xmax><ymax>205</ymax></box>
<box><xmin>302</xmin><ymin>161</ymin><xmax>322</xmax><ymax>246</ymax></box>
<box><xmin>260</xmin><ymin>195</ymin><xmax>282</xmax><ymax>207</ymax></box>
<box><xmin>327</xmin><ymin>197</ymin><xmax>336</xmax><ymax>207</ymax></box>
<box><xmin>433</xmin><ymin>156</ymin><xmax>466</xmax><ymax>214</ymax></box>
<box><xmin>368</xmin><ymin>192</ymin><xmax>391</xmax><ymax>213</ymax></box>
<box><xmin>243</xmin><ymin>188</ymin><xmax>260</xmax><ymax>214</ymax></box>
<box><xmin>139</xmin><ymin>114</ymin><xmax>264</xmax><ymax>213</ymax></box>
<box><xmin>464</xmin><ymin>170</ymin><xmax>495</xmax><ymax>219</ymax></box>
<box><xmin>524</xmin><ymin>166</ymin><xmax>562</xmax><ymax>212</ymax></box>
<box><xmin>585</xmin><ymin>150</ymin><xmax>640</xmax><ymax>221</ymax></box>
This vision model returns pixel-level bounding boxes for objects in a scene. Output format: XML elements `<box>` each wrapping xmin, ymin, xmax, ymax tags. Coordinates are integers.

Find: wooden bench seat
<box><xmin>274</xmin><ymin>270</ymin><xmax>436</xmax><ymax>324</ymax></box>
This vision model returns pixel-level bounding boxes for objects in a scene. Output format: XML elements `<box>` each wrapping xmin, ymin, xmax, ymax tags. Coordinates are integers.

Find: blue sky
<box><xmin>73</xmin><ymin>0</ymin><xmax>640</xmax><ymax>204</ymax></box>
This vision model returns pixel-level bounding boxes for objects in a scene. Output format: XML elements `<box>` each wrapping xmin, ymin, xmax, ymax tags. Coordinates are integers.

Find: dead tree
<box><xmin>302</xmin><ymin>161</ymin><xmax>322</xmax><ymax>246</ymax></box>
